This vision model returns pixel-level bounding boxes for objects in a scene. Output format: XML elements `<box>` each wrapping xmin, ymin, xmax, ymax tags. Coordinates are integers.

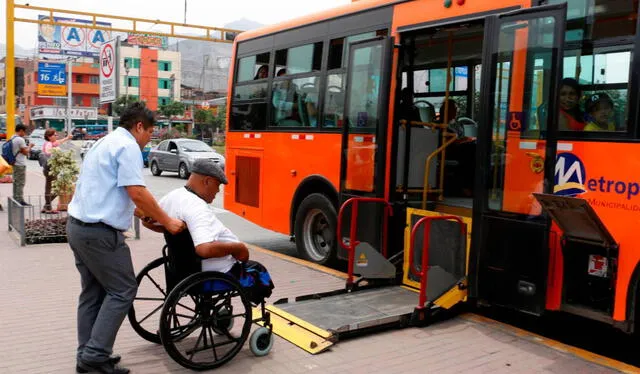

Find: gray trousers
<box><xmin>12</xmin><ymin>164</ymin><xmax>26</xmax><ymax>202</ymax></box>
<box><xmin>67</xmin><ymin>218</ymin><xmax>138</xmax><ymax>363</ymax></box>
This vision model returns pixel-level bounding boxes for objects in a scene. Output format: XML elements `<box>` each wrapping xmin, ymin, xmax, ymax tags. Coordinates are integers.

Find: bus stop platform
<box><xmin>0</xmin><ymin>180</ymin><xmax>637</xmax><ymax>373</ymax></box>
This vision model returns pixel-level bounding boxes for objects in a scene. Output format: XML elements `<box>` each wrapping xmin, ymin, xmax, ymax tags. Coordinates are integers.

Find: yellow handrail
<box><xmin>398</xmin><ymin>120</ymin><xmax>448</xmax><ymax>130</ymax></box>
<box><xmin>422</xmin><ymin>133</ymin><xmax>458</xmax><ymax>210</ymax></box>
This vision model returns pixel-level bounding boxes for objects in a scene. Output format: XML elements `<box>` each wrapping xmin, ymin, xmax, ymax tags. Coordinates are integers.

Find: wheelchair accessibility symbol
<box><xmin>508</xmin><ymin>112</ymin><xmax>523</xmax><ymax>131</ymax></box>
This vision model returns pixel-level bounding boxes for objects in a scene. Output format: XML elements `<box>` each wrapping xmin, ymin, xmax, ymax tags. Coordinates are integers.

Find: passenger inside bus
<box><xmin>558</xmin><ymin>78</ymin><xmax>586</xmax><ymax>131</ymax></box>
<box><xmin>584</xmin><ymin>93</ymin><xmax>616</xmax><ymax>132</ymax></box>
<box><xmin>254</xmin><ymin>65</ymin><xmax>268</xmax><ymax>80</ymax></box>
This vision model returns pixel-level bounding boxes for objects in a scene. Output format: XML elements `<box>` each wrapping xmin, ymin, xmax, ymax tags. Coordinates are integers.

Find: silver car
<box><xmin>148</xmin><ymin>138</ymin><xmax>225</xmax><ymax>179</ymax></box>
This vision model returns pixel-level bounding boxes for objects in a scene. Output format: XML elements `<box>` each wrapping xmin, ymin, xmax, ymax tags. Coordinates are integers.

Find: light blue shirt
<box><xmin>69</xmin><ymin>127</ymin><xmax>145</xmax><ymax>231</ymax></box>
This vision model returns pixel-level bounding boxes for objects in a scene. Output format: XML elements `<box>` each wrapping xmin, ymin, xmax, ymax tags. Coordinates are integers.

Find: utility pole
<box><xmin>6</xmin><ymin>0</ymin><xmax>16</xmax><ymax>139</ymax></box>
<box><xmin>66</xmin><ymin>57</ymin><xmax>73</xmax><ymax>135</ymax></box>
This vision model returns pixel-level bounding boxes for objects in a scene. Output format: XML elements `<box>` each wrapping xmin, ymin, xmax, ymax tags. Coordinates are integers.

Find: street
<box><xmin>22</xmin><ymin>140</ymin><xmax>298</xmax><ymax>257</ymax></box>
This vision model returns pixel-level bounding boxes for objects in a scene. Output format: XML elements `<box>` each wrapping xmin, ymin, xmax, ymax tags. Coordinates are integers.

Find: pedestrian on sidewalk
<box><xmin>11</xmin><ymin>124</ymin><xmax>34</xmax><ymax>206</ymax></box>
<box><xmin>67</xmin><ymin>102</ymin><xmax>186</xmax><ymax>374</ymax></box>
<box><xmin>40</xmin><ymin>129</ymin><xmax>72</xmax><ymax>213</ymax></box>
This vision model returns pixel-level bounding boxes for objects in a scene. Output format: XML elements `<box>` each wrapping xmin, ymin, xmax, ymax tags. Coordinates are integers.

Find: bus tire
<box><xmin>294</xmin><ymin>193</ymin><xmax>337</xmax><ymax>265</ymax></box>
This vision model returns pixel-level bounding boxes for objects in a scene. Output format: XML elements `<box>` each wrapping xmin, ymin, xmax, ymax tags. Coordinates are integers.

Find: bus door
<box><xmin>338</xmin><ymin>37</ymin><xmax>393</xmax><ymax>260</ymax></box>
<box><xmin>471</xmin><ymin>4</ymin><xmax>567</xmax><ymax>314</ymax></box>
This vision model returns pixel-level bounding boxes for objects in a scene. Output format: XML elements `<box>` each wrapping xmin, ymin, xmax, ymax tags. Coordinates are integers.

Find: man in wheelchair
<box><xmin>139</xmin><ymin>158</ymin><xmax>274</xmax><ymax>304</ymax></box>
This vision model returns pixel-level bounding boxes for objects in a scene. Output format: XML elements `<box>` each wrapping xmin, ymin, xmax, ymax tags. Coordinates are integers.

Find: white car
<box><xmin>79</xmin><ymin>140</ymin><xmax>96</xmax><ymax>160</ymax></box>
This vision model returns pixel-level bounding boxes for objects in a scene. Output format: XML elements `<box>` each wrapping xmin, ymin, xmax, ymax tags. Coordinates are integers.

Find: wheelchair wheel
<box><xmin>159</xmin><ymin>271</ymin><xmax>252</xmax><ymax>371</ymax></box>
<box><xmin>249</xmin><ymin>327</ymin><xmax>274</xmax><ymax>357</ymax></box>
<box><xmin>128</xmin><ymin>257</ymin><xmax>167</xmax><ymax>344</ymax></box>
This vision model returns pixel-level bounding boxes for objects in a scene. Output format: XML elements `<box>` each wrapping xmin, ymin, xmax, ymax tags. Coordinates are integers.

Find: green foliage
<box><xmin>113</xmin><ymin>96</ymin><xmax>139</xmax><ymax>116</ymax></box>
<box><xmin>48</xmin><ymin>148</ymin><xmax>80</xmax><ymax>195</ymax></box>
<box><xmin>159</xmin><ymin>101</ymin><xmax>186</xmax><ymax>118</ymax></box>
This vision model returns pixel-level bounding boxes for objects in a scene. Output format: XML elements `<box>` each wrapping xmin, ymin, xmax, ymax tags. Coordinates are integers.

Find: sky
<box><xmin>1</xmin><ymin>0</ymin><xmax>352</xmax><ymax>53</ymax></box>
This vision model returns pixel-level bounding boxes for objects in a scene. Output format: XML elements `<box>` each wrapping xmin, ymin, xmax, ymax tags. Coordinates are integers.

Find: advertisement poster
<box><xmin>38</xmin><ymin>15</ymin><xmax>112</xmax><ymax>57</ymax></box>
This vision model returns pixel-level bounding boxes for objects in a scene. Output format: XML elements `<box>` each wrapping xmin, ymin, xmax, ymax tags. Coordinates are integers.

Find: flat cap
<box><xmin>191</xmin><ymin>159</ymin><xmax>228</xmax><ymax>184</ymax></box>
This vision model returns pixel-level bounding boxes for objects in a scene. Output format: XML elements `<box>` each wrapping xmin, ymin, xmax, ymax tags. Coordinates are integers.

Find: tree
<box><xmin>113</xmin><ymin>96</ymin><xmax>139</xmax><ymax>116</ymax></box>
<box><xmin>159</xmin><ymin>100</ymin><xmax>186</xmax><ymax>118</ymax></box>
<box><xmin>211</xmin><ymin>106</ymin><xmax>227</xmax><ymax>132</ymax></box>
<box><xmin>194</xmin><ymin>108</ymin><xmax>215</xmax><ymax>140</ymax></box>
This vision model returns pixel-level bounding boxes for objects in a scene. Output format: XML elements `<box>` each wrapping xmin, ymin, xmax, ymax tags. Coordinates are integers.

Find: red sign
<box><xmin>100</xmin><ymin>44</ymin><xmax>115</xmax><ymax>78</ymax></box>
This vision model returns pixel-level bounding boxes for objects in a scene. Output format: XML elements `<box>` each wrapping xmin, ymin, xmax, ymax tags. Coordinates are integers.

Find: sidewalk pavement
<box><xmin>0</xmin><ymin>168</ymin><xmax>633</xmax><ymax>373</ymax></box>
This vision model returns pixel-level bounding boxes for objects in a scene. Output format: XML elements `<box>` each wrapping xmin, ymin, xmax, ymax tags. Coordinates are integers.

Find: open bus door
<box><xmin>471</xmin><ymin>4</ymin><xmax>567</xmax><ymax>315</ymax></box>
<box><xmin>338</xmin><ymin>36</ymin><xmax>394</xmax><ymax>262</ymax></box>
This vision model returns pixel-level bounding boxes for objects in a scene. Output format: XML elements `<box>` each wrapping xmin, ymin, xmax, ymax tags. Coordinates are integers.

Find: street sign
<box><xmin>99</xmin><ymin>38</ymin><xmax>118</xmax><ymax>104</ymax></box>
<box><xmin>37</xmin><ymin>62</ymin><xmax>67</xmax><ymax>96</ymax></box>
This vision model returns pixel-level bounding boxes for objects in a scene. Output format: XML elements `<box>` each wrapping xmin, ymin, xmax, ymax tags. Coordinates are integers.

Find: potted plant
<box><xmin>48</xmin><ymin>148</ymin><xmax>80</xmax><ymax>211</ymax></box>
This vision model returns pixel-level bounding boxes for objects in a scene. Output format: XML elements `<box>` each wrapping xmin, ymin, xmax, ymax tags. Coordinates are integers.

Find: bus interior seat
<box><xmin>414</xmin><ymin>100</ymin><xmax>436</xmax><ymax>123</ymax></box>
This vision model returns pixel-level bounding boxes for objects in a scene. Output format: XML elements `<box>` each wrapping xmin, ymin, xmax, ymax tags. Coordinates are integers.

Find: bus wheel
<box><xmin>294</xmin><ymin>193</ymin><xmax>337</xmax><ymax>265</ymax></box>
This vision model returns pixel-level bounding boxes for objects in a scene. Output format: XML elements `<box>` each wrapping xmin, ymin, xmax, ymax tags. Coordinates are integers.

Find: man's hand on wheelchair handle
<box><xmin>165</xmin><ymin>218</ymin><xmax>187</xmax><ymax>235</ymax></box>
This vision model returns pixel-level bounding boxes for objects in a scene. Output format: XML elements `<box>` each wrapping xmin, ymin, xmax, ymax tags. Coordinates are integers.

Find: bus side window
<box><xmin>231</xmin><ymin>52</ymin><xmax>271</xmax><ymax>131</ymax></box>
<box><xmin>543</xmin><ymin>0</ymin><xmax>637</xmax><ymax>134</ymax></box>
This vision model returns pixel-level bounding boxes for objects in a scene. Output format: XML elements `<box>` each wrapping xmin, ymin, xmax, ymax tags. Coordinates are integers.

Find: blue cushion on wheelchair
<box><xmin>201</xmin><ymin>280</ymin><xmax>234</xmax><ymax>293</ymax></box>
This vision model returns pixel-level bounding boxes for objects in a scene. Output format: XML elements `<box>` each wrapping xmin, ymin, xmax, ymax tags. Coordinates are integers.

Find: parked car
<box><xmin>148</xmin><ymin>138</ymin><xmax>225</xmax><ymax>179</ymax></box>
<box><xmin>80</xmin><ymin>140</ymin><xmax>96</xmax><ymax>160</ymax></box>
<box><xmin>27</xmin><ymin>129</ymin><xmax>46</xmax><ymax>160</ymax></box>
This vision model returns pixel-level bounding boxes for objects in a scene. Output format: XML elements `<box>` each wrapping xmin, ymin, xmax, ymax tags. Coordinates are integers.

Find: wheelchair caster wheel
<box><xmin>249</xmin><ymin>327</ymin><xmax>273</xmax><ymax>356</ymax></box>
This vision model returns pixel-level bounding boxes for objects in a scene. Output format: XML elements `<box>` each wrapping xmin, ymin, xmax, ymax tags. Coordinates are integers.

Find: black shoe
<box><xmin>18</xmin><ymin>200</ymin><xmax>31</xmax><ymax>207</ymax></box>
<box><xmin>76</xmin><ymin>355</ymin><xmax>125</xmax><ymax>374</ymax></box>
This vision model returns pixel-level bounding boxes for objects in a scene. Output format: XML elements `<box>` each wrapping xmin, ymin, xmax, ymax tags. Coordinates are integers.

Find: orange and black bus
<box><xmin>225</xmin><ymin>0</ymin><xmax>640</xmax><ymax>334</ymax></box>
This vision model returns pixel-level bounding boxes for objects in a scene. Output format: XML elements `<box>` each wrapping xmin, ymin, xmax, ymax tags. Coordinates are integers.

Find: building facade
<box><xmin>22</xmin><ymin>60</ymin><xmax>104</xmax><ymax>130</ymax></box>
<box><xmin>119</xmin><ymin>46</ymin><xmax>181</xmax><ymax>111</ymax></box>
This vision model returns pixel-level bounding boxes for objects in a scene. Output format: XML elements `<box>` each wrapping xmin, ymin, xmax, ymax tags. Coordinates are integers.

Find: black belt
<box><xmin>69</xmin><ymin>216</ymin><xmax>123</xmax><ymax>232</ymax></box>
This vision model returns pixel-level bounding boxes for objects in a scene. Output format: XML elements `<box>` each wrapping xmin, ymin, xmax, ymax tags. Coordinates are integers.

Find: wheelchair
<box><xmin>128</xmin><ymin>231</ymin><xmax>274</xmax><ymax>371</ymax></box>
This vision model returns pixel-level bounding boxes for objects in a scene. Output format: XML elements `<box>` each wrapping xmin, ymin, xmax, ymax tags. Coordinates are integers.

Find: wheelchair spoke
<box><xmin>139</xmin><ymin>304</ymin><xmax>164</xmax><ymax>324</ymax></box>
<box><xmin>187</xmin><ymin>328</ymin><xmax>206</xmax><ymax>361</ymax></box>
<box><xmin>144</xmin><ymin>274</ymin><xmax>167</xmax><ymax>296</ymax></box>
<box><xmin>168</xmin><ymin>319</ymin><xmax>200</xmax><ymax>334</ymax></box>
<box><xmin>174</xmin><ymin>312</ymin><xmax>197</xmax><ymax>320</ymax></box>
<box><xmin>135</xmin><ymin>297</ymin><xmax>165</xmax><ymax>301</ymax></box>
<box><xmin>207</xmin><ymin>326</ymin><xmax>219</xmax><ymax>362</ymax></box>
<box><xmin>185</xmin><ymin>335</ymin><xmax>239</xmax><ymax>357</ymax></box>
<box><xmin>176</xmin><ymin>302</ymin><xmax>197</xmax><ymax>314</ymax></box>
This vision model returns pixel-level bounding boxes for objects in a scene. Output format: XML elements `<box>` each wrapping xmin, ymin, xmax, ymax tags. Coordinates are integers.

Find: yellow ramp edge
<box><xmin>433</xmin><ymin>279</ymin><xmax>468</xmax><ymax>309</ymax></box>
<box><xmin>255</xmin><ymin>304</ymin><xmax>335</xmax><ymax>354</ymax></box>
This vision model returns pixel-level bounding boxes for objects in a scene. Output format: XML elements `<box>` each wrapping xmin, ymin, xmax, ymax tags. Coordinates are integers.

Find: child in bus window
<box><xmin>584</xmin><ymin>93</ymin><xmax>616</xmax><ymax>132</ymax></box>
<box><xmin>558</xmin><ymin>78</ymin><xmax>585</xmax><ymax>131</ymax></box>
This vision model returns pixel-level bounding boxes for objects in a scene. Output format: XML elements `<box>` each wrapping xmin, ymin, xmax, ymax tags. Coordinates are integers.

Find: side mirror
<box><xmin>169</xmin><ymin>149</ymin><xmax>177</xmax><ymax>154</ymax></box>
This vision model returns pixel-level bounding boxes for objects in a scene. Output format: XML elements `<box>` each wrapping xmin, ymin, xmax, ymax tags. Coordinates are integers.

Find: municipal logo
<box><xmin>554</xmin><ymin>152</ymin><xmax>586</xmax><ymax>197</ymax></box>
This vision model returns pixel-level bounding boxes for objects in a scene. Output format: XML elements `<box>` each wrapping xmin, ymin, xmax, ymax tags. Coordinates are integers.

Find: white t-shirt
<box><xmin>159</xmin><ymin>187</ymin><xmax>237</xmax><ymax>273</ymax></box>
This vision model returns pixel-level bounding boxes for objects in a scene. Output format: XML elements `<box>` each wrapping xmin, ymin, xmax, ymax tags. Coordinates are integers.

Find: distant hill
<box><xmin>170</xmin><ymin>19</ymin><xmax>265</xmax><ymax>92</ymax></box>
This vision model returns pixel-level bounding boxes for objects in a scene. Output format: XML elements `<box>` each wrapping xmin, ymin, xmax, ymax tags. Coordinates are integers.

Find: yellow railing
<box><xmin>397</xmin><ymin>120</ymin><xmax>458</xmax><ymax>209</ymax></box>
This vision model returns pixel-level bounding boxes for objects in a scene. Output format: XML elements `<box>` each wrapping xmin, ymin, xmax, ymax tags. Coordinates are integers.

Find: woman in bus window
<box><xmin>584</xmin><ymin>93</ymin><xmax>616</xmax><ymax>132</ymax></box>
<box><xmin>558</xmin><ymin>78</ymin><xmax>585</xmax><ymax>131</ymax></box>
<box><xmin>254</xmin><ymin>65</ymin><xmax>268</xmax><ymax>80</ymax></box>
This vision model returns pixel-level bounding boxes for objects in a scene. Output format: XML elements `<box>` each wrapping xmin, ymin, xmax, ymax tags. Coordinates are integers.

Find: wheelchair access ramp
<box><xmin>262</xmin><ymin>199</ymin><xmax>470</xmax><ymax>354</ymax></box>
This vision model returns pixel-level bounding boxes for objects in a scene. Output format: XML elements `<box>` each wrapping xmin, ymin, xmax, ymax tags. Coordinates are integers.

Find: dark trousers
<box><xmin>43</xmin><ymin>168</ymin><xmax>57</xmax><ymax>210</ymax></box>
<box><xmin>67</xmin><ymin>218</ymin><xmax>138</xmax><ymax>363</ymax></box>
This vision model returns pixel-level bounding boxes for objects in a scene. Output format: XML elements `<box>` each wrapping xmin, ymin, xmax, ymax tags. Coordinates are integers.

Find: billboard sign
<box><xmin>37</xmin><ymin>62</ymin><xmax>67</xmax><ymax>97</ymax></box>
<box><xmin>126</xmin><ymin>33</ymin><xmax>168</xmax><ymax>49</ymax></box>
<box><xmin>38</xmin><ymin>15</ymin><xmax>112</xmax><ymax>57</ymax></box>
<box><xmin>99</xmin><ymin>39</ymin><xmax>118</xmax><ymax>104</ymax></box>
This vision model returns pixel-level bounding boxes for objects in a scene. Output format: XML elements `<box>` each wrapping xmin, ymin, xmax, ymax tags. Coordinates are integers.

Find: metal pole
<box><xmin>6</xmin><ymin>0</ymin><xmax>16</xmax><ymax>139</ymax></box>
<box><xmin>67</xmin><ymin>58</ymin><xmax>73</xmax><ymax>135</ymax></box>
